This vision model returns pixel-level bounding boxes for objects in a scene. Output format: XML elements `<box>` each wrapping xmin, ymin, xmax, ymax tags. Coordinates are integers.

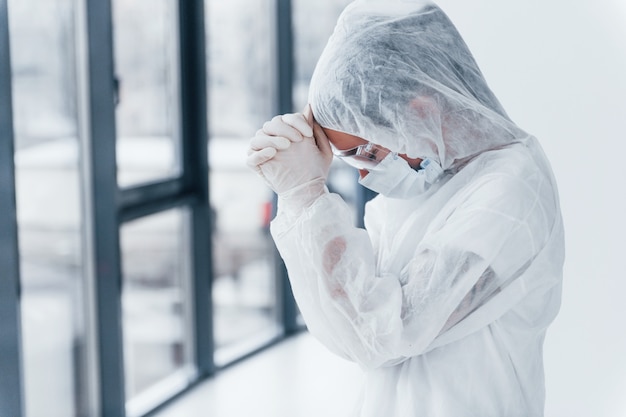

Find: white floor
<box><xmin>154</xmin><ymin>332</ymin><xmax>363</xmax><ymax>417</ymax></box>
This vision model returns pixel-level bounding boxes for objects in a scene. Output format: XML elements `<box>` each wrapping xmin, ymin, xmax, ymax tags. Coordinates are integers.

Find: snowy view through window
<box><xmin>8</xmin><ymin>0</ymin><xmax>350</xmax><ymax>415</ymax></box>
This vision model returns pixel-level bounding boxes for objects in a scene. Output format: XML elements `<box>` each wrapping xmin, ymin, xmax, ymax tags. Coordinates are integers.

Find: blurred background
<box><xmin>1</xmin><ymin>0</ymin><xmax>625</xmax><ymax>417</ymax></box>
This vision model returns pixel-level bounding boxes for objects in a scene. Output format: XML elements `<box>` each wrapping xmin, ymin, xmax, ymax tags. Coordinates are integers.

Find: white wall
<box><xmin>435</xmin><ymin>1</ymin><xmax>626</xmax><ymax>416</ymax></box>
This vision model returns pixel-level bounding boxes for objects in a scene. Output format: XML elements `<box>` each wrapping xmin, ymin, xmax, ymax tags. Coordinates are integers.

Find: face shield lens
<box><xmin>332</xmin><ymin>142</ymin><xmax>392</xmax><ymax>170</ymax></box>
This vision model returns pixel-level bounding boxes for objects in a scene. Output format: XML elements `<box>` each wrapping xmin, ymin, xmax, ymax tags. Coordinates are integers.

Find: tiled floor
<box><xmin>153</xmin><ymin>332</ymin><xmax>363</xmax><ymax>417</ymax></box>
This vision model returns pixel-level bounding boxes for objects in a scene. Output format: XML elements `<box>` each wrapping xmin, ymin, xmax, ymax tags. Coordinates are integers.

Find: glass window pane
<box><xmin>113</xmin><ymin>0</ymin><xmax>181</xmax><ymax>188</ymax></box>
<box><xmin>206</xmin><ymin>0</ymin><xmax>281</xmax><ymax>365</ymax></box>
<box><xmin>207</xmin><ymin>0</ymin><xmax>275</xmax><ymax>137</ymax></box>
<box><xmin>292</xmin><ymin>0</ymin><xmax>353</xmax><ymax>111</ymax></box>
<box><xmin>120</xmin><ymin>209</ymin><xmax>195</xmax><ymax>415</ymax></box>
<box><xmin>8</xmin><ymin>0</ymin><xmax>88</xmax><ymax>416</ymax></box>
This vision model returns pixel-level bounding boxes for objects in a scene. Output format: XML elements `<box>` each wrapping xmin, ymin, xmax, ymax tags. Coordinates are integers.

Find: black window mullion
<box><xmin>178</xmin><ymin>0</ymin><xmax>214</xmax><ymax>377</ymax></box>
<box><xmin>82</xmin><ymin>0</ymin><xmax>126</xmax><ymax>415</ymax></box>
<box><xmin>118</xmin><ymin>178</ymin><xmax>197</xmax><ymax>223</ymax></box>
<box><xmin>0</xmin><ymin>1</ymin><xmax>25</xmax><ymax>415</ymax></box>
<box><xmin>276</xmin><ymin>0</ymin><xmax>294</xmax><ymax>116</ymax></box>
<box><xmin>275</xmin><ymin>0</ymin><xmax>300</xmax><ymax>334</ymax></box>
<box><xmin>120</xmin><ymin>179</ymin><xmax>186</xmax><ymax>210</ymax></box>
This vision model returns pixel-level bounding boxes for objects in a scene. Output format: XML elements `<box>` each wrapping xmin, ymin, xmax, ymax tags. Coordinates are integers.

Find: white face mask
<box><xmin>358</xmin><ymin>154</ymin><xmax>444</xmax><ymax>198</ymax></box>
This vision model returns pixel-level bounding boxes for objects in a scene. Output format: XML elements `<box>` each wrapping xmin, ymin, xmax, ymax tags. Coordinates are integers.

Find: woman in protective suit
<box><xmin>247</xmin><ymin>1</ymin><xmax>564</xmax><ymax>416</ymax></box>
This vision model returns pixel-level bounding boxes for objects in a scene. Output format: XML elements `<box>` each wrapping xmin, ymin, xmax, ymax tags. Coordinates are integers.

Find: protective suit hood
<box><xmin>309</xmin><ymin>0</ymin><xmax>528</xmax><ymax>169</ymax></box>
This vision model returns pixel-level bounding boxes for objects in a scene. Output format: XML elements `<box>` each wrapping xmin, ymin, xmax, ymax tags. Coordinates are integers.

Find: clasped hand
<box><xmin>247</xmin><ymin>105</ymin><xmax>333</xmax><ymax>196</ymax></box>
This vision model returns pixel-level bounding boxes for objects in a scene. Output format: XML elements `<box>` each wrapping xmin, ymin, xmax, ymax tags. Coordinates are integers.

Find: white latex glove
<box><xmin>248</xmin><ymin>106</ymin><xmax>333</xmax><ymax>216</ymax></box>
<box><xmin>247</xmin><ymin>111</ymin><xmax>313</xmax><ymax>173</ymax></box>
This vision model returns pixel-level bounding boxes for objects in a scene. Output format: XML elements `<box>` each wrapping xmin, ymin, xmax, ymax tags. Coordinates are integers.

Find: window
<box><xmin>2</xmin><ymin>0</ymin><xmax>312</xmax><ymax>415</ymax></box>
<box><xmin>9</xmin><ymin>0</ymin><xmax>89</xmax><ymax>415</ymax></box>
<box><xmin>113</xmin><ymin>0</ymin><xmax>182</xmax><ymax>188</ymax></box>
<box><xmin>206</xmin><ymin>0</ymin><xmax>283</xmax><ymax>365</ymax></box>
<box><xmin>121</xmin><ymin>209</ymin><xmax>195</xmax><ymax>416</ymax></box>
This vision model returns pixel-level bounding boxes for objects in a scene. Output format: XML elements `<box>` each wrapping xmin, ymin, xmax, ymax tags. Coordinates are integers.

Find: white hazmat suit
<box><xmin>249</xmin><ymin>1</ymin><xmax>565</xmax><ymax>416</ymax></box>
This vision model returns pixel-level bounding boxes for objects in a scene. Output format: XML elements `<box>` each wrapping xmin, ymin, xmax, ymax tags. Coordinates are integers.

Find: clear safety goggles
<box><xmin>331</xmin><ymin>142</ymin><xmax>394</xmax><ymax>170</ymax></box>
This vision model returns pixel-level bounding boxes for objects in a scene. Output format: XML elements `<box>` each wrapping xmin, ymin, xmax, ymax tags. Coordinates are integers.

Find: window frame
<box><xmin>79</xmin><ymin>0</ymin><xmax>215</xmax><ymax>415</ymax></box>
<box><xmin>2</xmin><ymin>0</ymin><xmax>310</xmax><ymax>415</ymax></box>
<box><xmin>0</xmin><ymin>1</ymin><xmax>25</xmax><ymax>415</ymax></box>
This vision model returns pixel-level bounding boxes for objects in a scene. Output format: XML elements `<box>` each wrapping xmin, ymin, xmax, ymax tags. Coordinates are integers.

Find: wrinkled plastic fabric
<box><xmin>270</xmin><ymin>1</ymin><xmax>564</xmax><ymax>416</ymax></box>
<box><xmin>309</xmin><ymin>0</ymin><xmax>526</xmax><ymax>169</ymax></box>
